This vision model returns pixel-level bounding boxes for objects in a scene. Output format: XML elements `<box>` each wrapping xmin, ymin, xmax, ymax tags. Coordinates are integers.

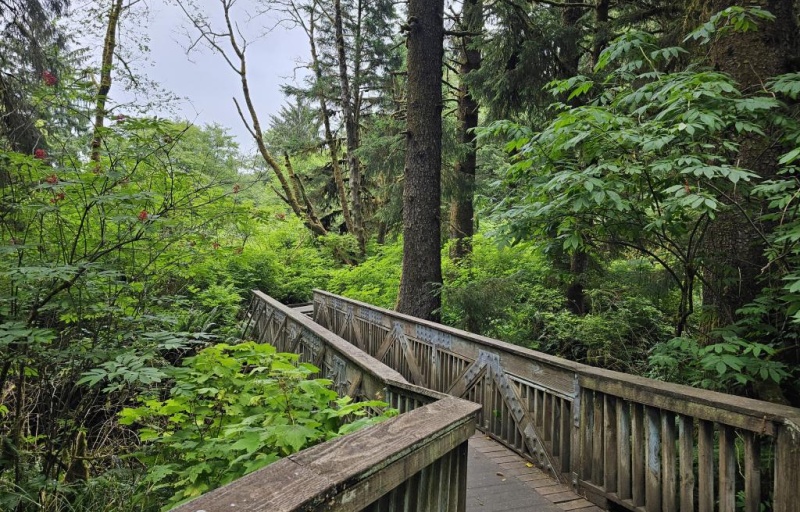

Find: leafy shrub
<box><xmin>328</xmin><ymin>241</ymin><xmax>403</xmax><ymax>308</ymax></box>
<box><xmin>120</xmin><ymin>342</ymin><xmax>393</xmax><ymax>508</ymax></box>
<box><xmin>649</xmin><ymin>334</ymin><xmax>789</xmax><ymax>392</ymax></box>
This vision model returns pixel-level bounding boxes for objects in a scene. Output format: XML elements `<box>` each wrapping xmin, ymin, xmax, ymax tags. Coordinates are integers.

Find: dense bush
<box><xmin>119</xmin><ymin>342</ymin><xmax>393</xmax><ymax>508</ymax></box>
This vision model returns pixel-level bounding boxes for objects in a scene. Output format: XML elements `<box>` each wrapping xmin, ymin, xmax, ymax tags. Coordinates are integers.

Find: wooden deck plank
<box><xmin>467</xmin><ymin>434</ymin><xmax>591</xmax><ymax>512</ymax></box>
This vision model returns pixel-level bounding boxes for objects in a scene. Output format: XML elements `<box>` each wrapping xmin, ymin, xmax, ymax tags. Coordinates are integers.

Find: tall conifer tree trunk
<box><xmin>396</xmin><ymin>0</ymin><xmax>445</xmax><ymax>321</ymax></box>
<box><xmin>689</xmin><ymin>0</ymin><xmax>798</xmax><ymax>402</ymax></box>
<box><xmin>562</xmin><ymin>3</ymin><xmax>591</xmax><ymax>315</ymax></box>
<box><xmin>449</xmin><ymin>0</ymin><xmax>482</xmax><ymax>260</ymax></box>
<box><xmin>690</xmin><ymin>0</ymin><xmax>798</xmax><ymax>326</ymax></box>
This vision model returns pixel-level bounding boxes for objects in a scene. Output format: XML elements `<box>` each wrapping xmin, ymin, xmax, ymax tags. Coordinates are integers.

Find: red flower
<box><xmin>50</xmin><ymin>192</ymin><xmax>66</xmax><ymax>204</ymax></box>
<box><xmin>42</xmin><ymin>71</ymin><xmax>57</xmax><ymax>86</ymax></box>
<box><xmin>45</xmin><ymin>174</ymin><xmax>58</xmax><ymax>184</ymax></box>
<box><xmin>34</xmin><ymin>149</ymin><xmax>47</xmax><ymax>160</ymax></box>
<box><xmin>138</xmin><ymin>210</ymin><xmax>149</xmax><ymax>221</ymax></box>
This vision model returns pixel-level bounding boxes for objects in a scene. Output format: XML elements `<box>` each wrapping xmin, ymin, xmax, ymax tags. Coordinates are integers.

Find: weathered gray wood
<box><xmin>678</xmin><ymin>415</ymin><xmax>694</xmax><ymax>512</ymax></box>
<box><xmin>559</xmin><ymin>398</ymin><xmax>571</xmax><ymax>473</ymax></box>
<box><xmin>446</xmin><ymin>356</ymin><xmax>485</xmax><ymax>398</ymax></box>
<box><xmin>604</xmin><ymin>395</ymin><xmax>617</xmax><ymax>493</ymax></box>
<box><xmin>661</xmin><ymin>411</ymin><xmax>676</xmax><ymax>512</ymax></box>
<box><xmin>631</xmin><ymin>404</ymin><xmax>645</xmax><ymax>507</ymax></box>
<box><xmin>397</xmin><ymin>330</ymin><xmax>426</xmax><ymax>386</ymax></box>
<box><xmin>645</xmin><ymin>407</ymin><xmax>661</xmax><ymax>512</ymax></box>
<box><xmin>774</xmin><ymin>421</ymin><xmax>800</xmax><ymax>512</ymax></box>
<box><xmin>743</xmin><ymin>431</ymin><xmax>760</xmax><ymax>512</ymax></box>
<box><xmin>581</xmin><ymin>389</ymin><xmax>594</xmax><ymax>481</ymax></box>
<box><xmin>173</xmin><ymin>396</ymin><xmax>479</xmax><ymax>512</ymax></box>
<box><xmin>718</xmin><ymin>425</ymin><xmax>736</xmax><ymax>512</ymax></box>
<box><xmin>313</xmin><ymin>290</ymin><xmax>800</xmax><ymax>512</ymax></box>
<box><xmin>617</xmin><ymin>399</ymin><xmax>631</xmax><ymax>500</ymax></box>
<box><xmin>579</xmin><ymin>371</ymin><xmax>795</xmax><ymax>435</ymax></box>
<box><xmin>592</xmin><ymin>393</ymin><xmax>604</xmax><ymax>484</ymax></box>
<box><xmin>697</xmin><ymin>420</ymin><xmax>714</xmax><ymax>512</ymax></box>
<box><xmin>256</xmin><ymin>291</ymin><xmax>406</xmax><ymax>385</ymax></box>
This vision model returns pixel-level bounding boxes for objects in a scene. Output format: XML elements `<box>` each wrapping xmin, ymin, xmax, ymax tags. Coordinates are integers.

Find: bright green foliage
<box><xmin>327</xmin><ymin>241</ymin><xmax>403</xmax><ymax>308</ymax></box>
<box><xmin>119</xmin><ymin>342</ymin><xmax>394</xmax><ymax>509</ymax></box>
<box><xmin>649</xmin><ymin>333</ymin><xmax>789</xmax><ymax>391</ymax></box>
<box><xmin>440</xmin><ymin>236</ymin><xmax>672</xmax><ymax>372</ymax></box>
<box><xmin>685</xmin><ymin>6</ymin><xmax>776</xmax><ymax>45</ymax></box>
<box><xmin>187</xmin><ymin>214</ymin><xmax>335</xmax><ymax>305</ymax></box>
<box><xmin>482</xmin><ymin>11</ymin><xmax>800</xmax><ymax>392</ymax></box>
<box><xmin>0</xmin><ymin>69</ymin><xmax>271</xmax><ymax>509</ymax></box>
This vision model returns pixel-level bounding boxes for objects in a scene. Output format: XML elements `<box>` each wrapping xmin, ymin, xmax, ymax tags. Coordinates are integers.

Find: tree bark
<box><xmin>396</xmin><ymin>0</ymin><xmax>445</xmax><ymax>321</ymax></box>
<box><xmin>334</xmin><ymin>0</ymin><xmax>366</xmax><ymax>254</ymax></box>
<box><xmin>563</xmin><ymin>3</ymin><xmax>591</xmax><ymax>315</ymax></box>
<box><xmin>688</xmin><ymin>0</ymin><xmax>798</xmax><ymax>403</ymax></box>
<box><xmin>591</xmin><ymin>0</ymin><xmax>610</xmax><ymax>69</ymax></box>
<box><xmin>90</xmin><ymin>0</ymin><xmax>124</xmax><ymax>166</ymax></box>
<box><xmin>690</xmin><ymin>0</ymin><xmax>798</xmax><ymax>325</ymax></box>
<box><xmin>449</xmin><ymin>0</ymin><xmax>482</xmax><ymax>260</ymax></box>
<box><xmin>306</xmin><ymin>1</ymin><xmax>355</xmax><ymax>237</ymax></box>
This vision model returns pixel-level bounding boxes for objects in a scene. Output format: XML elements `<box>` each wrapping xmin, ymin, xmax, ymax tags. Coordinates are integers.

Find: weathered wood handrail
<box><xmin>173</xmin><ymin>397</ymin><xmax>475</xmax><ymax>512</ymax></box>
<box><xmin>171</xmin><ymin>291</ymin><xmax>480</xmax><ymax>511</ymax></box>
<box><xmin>313</xmin><ymin>289</ymin><xmax>800</xmax><ymax>512</ymax></box>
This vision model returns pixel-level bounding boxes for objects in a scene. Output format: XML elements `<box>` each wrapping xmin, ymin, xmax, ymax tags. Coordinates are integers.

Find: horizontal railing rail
<box><xmin>171</xmin><ymin>291</ymin><xmax>480</xmax><ymax>512</ymax></box>
<box><xmin>173</xmin><ymin>396</ymin><xmax>475</xmax><ymax>512</ymax></box>
<box><xmin>313</xmin><ymin>289</ymin><xmax>800</xmax><ymax>512</ymax></box>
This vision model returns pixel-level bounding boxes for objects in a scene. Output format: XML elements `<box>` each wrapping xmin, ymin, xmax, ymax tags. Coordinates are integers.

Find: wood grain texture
<box><xmin>774</xmin><ymin>422</ymin><xmax>800</xmax><ymax>512</ymax></box>
<box><xmin>743</xmin><ymin>431</ymin><xmax>760</xmax><ymax>512</ymax></box>
<box><xmin>718</xmin><ymin>425</ymin><xmax>736</xmax><ymax>512</ymax></box>
<box><xmin>645</xmin><ymin>407</ymin><xmax>661</xmax><ymax>512</ymax></box>
<box><xmin>678</xmin><ymin>415</ymin><xmax>694</xmax><ymax>512</ymax></box>
<box><xmin>697</xmin><ymin>420</ymin><xmax>714</xmax><ymax>512</ymax></box>
<box><xmin>661</xmin><ymin>411</ymin><xmax>676</xmax><ymax>512</ymax></box>
<box><xmin>173</xmin><ymin>398</ymin><xmax>479</xmax><ymax>512</ymax></box>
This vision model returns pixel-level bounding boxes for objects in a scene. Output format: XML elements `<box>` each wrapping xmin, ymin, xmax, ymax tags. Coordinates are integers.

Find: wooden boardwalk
<box><xmin>468</xmin><ymin>434</ymin><xmax>602</xmax><ymax>512</ymax></box>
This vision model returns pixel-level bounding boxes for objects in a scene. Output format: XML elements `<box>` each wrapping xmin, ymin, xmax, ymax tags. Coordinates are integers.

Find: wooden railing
<box><xmin>172</xmin><ymin>291</ymin><xmax>480</xmax><ymax>512</ymax></box>
<box><xmin>314</xmin><ymin>289</ymin><xmax>800</xmax><ymax>512</ymax></box>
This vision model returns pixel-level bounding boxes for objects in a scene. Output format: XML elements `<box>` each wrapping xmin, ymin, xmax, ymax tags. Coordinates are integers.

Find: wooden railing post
<box><xmin>774</xmin><ymin>420</ymin><xmax>800</xmax><ymax>512</ymax></box>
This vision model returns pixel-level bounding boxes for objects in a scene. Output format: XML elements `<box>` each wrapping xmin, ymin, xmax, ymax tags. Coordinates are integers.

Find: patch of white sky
<box><xmin>65</xmin><ymin>0</ymin><xmax>310</xmax><ymax>153</ymax></box>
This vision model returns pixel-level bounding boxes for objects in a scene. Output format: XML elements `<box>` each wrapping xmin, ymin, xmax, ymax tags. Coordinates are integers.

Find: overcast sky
<box><xmin>107</xmin><ymin>0</ymin><xmax>310</xmax><ymax>152</ymax></box>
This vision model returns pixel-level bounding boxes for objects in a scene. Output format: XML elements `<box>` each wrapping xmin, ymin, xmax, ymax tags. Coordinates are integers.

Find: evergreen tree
<box><xmin>396</xmin><ymin>0</ymin><xmax>445</xmax><ymax>321</ymax></box>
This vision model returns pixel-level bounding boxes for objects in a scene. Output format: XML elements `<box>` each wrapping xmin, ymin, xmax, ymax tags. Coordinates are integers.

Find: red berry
<box><xmin>42</xmin><ymin>71</ymin><xmax>57</xmax><ymax>86</ymax></box>
<box><xmin>138</xmin><ymin>210</ymin><xmax>149</xmax><ymax>221</ymax></box>
<box><xmin>45</xmin><ymin>174</ymin><xmax>58</xmax><ymax>184</ymax></box>
<box><xmin>34</xmin><ymin>149</ymin><xmax>47</xmax><ymax>159</ymax></box>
